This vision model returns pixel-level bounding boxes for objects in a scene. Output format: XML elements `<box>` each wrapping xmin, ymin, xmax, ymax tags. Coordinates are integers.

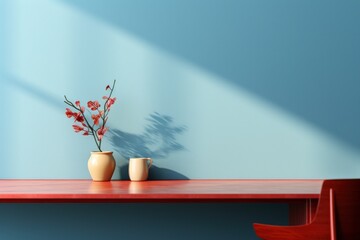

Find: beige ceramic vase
<box><xmin>88</xmin><ymin>151</ymin><xmax>116</xmax><ymax>181</ymax></box>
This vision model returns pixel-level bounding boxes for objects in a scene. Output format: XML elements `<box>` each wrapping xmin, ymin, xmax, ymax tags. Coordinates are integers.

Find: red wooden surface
<box><xmin>0</xmin><ymin>179</ymin><xmax>322</xmax><ymax>203</ymax></box>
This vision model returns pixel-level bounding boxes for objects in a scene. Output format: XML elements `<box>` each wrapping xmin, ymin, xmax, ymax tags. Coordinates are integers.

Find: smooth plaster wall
<box><xmin>0</xmin><ymin>0</ymin><xmax>359</xmax><ymax>239</ymax></box>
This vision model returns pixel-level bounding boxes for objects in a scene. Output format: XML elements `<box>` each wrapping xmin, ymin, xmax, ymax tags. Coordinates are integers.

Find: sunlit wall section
<box><xmin>0</xmin><ymin>1</ymin><xmax>14</xmax><ymax>176</ymax></box>
<box><xmin>0</xmin><ymin>0</ymin><xmax>359</xmax><ymax>179</ymax></box>
<box><xmin>0</xmin><ymin>0</ymin><xmax>95</xmax><ymax>178</ymax></box>
<box><xmin>0</xmin><ymin>0</ymin><xmax>161</xmax><ymax>178</ymax></box>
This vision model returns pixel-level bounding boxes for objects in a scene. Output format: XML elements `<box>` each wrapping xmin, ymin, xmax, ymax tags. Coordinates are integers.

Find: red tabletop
<box><xmin>0</xmin><ymin>179</ymin><xmax>323</xmax><ymax>203</ymax></box>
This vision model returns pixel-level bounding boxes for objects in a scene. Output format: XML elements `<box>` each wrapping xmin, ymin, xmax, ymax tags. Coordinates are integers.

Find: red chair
<box><xmin>253</xmin><ymin>179</ymin><xmax>360</xmax><ymax>240</ymax></box>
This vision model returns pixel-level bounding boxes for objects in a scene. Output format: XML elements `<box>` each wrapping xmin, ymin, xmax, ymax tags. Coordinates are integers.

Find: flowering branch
<box><xmin>64</xmin><ymin>80</ymin><xmax>116</xmax><ymax>152</ymax></box>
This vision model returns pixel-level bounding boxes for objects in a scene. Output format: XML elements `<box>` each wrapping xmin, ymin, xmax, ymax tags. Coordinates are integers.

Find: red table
<box><xmin>0</xmin><ymin>179</ymin><xmax>323</xmax><ymax>225</ymax></box>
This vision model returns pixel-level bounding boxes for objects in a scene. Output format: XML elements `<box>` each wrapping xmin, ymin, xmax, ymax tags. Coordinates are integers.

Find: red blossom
<box><xmin>75</xmin><ymin>101</ymin><xmax>80</xmax><ymax>107</ymax></box>
<box><xmin>87</xmin><ymin>100</ymin><xmax>100</xmax><ymax>110</ymax></box>
<box><xmin>106</xmin><ymin>97</ymin><xmax>116</xmax><ymax>109</ymax></box>
<box><xmin>65</xmin><ymin>108</ymin><xmax>74</xmax><ymax>118</ymax></box>
<box><xmin>83</xmin><ymin>131</ymin><xmax>89</xmax><ymax>136</ymax></box>
<box><xmin>97</xmin><ymin>127</ymin><xmax>108</xmax><ymax>140</ymax></box>
<box><xmin>74</xmin><ymin>112</ymin><xmax>84</xmax><ymax>122</ymax></box>
<box><xmin>91</xmin><ymin>114</ymin><xmax>101</xmax><ymax>125</ymax></box>
<box><xmin>72</xmin><ymin>124</ymin><xmax>84</xmax><ymax>133</ymax></box>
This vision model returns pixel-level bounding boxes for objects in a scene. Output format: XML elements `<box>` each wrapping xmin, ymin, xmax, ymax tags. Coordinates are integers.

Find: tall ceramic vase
<box><xmin>88</xmin><ymin>151</ymin><xmax>116</xmax><ymax>181</ymax></box>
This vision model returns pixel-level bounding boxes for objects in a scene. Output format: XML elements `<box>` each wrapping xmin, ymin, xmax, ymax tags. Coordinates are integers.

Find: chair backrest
<box><xmin>313</xmin><ymin>179</ymin><xmax>360</xmax><ymax>239</ymax></box>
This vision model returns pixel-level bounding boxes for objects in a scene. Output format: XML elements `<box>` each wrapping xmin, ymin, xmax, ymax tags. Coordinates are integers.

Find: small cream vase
<box><xmin>88</xmin><ymin>151</ymin><xmax>116</xmax><ymax>181</ymax></box>
<box><xmin>129</xmin><ymin>158</ymin><xmax>152</xmax><ymax>181</ymax></box>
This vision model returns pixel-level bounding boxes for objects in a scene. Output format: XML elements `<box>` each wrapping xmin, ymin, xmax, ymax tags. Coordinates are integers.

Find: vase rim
<box><xmin>91</xmin><ymin>151</ymin><xmax>113</xmax><ymax>154</ymax></box>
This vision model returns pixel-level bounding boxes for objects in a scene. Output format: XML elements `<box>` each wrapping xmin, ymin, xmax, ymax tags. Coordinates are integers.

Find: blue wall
<box><xmin>0</xmin><ymin>0</ymin><xmax>359</xmax><ymax>239</ymax></box>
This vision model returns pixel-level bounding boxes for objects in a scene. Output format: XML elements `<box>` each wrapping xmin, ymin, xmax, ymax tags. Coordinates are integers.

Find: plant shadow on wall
<box><xmin>108</xmin><ymin>112</ymin><xmax>188</xmax><ymax>180</ymax></box>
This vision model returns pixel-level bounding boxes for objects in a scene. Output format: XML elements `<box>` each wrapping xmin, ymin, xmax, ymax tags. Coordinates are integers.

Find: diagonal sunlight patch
<box><xmin>1</xmin><ymin>0</ymin><xmax>359</xmax><ymax>178</ymax></box>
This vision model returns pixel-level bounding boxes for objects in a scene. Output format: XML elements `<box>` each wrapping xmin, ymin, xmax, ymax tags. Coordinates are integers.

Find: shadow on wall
<box><xmin>60</xmin><ymin>0</ymin><xmax>360</xmax><ymax>149</ymax></box>
<box><xmin>109</xmin><ymin>112</ymin><xmax>188</xmax><ymax>179</ymax></box>
<box><xmin>1</xmin><ymin>72</ymin><xmax>63</xmax><ymax>109</ymax></box>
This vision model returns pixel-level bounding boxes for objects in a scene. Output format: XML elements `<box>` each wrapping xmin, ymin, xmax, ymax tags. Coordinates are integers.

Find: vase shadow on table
<box><xmin>108</xmin><ymin>112</ymin><xmax>188</xmax><ymax>180</ymax></box>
